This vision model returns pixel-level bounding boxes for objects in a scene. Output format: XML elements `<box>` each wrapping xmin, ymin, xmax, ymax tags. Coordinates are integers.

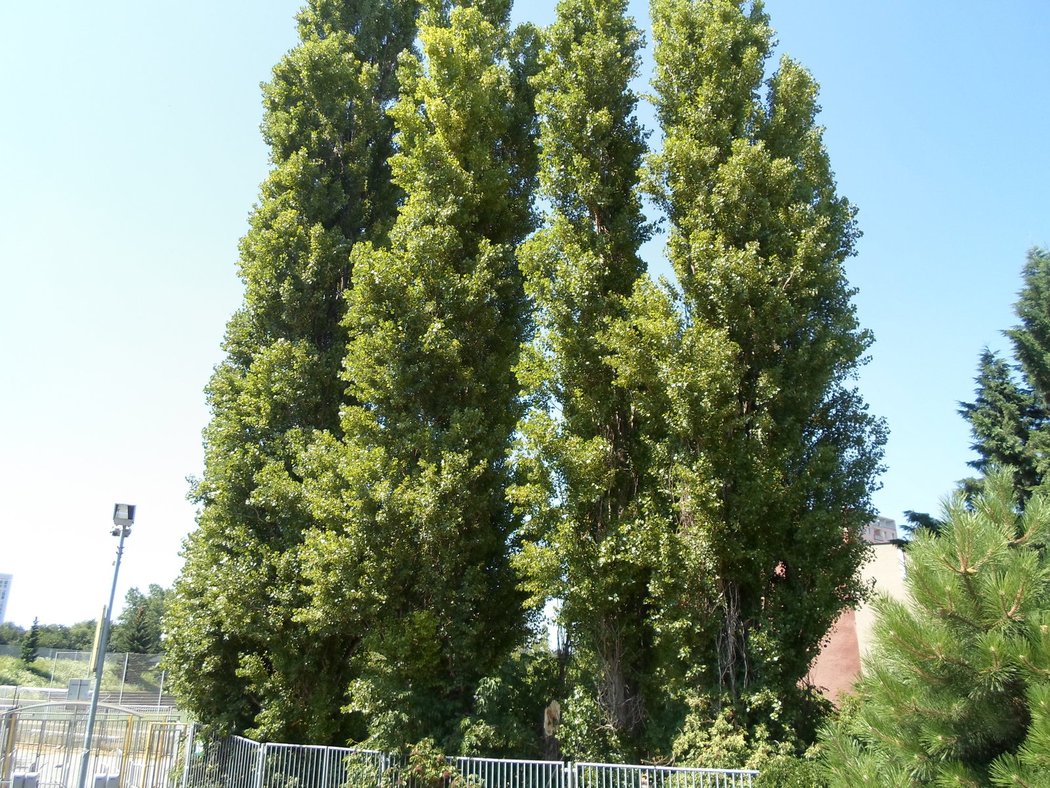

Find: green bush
<box><xmin>403</xmin><ymin>739</ymin><xmax>479</xmax><ymax>787</ymax></box>
<box><xmin>672</xmin><ymin>689</ymin><xmax>826</xmax><ymax>771</ymax></box>
<box><xmin>755</xmin><ymin>754</ymin><xmax>827</xmax><ymax>787</ymax></box>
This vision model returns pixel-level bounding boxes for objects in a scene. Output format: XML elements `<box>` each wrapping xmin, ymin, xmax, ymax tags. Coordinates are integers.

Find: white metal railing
<box><xmin>574</xmin><ymin>762</ymin><xmax>757</xmax><ymax>787</ymax></box>
<box><xmin>182</xmin><ymin>734</ymin><xmax>263</xmax><ymax>788</ymax></box>
<box><xmin>180</xmin><ymin>734</ymin><xmax>759</xmax><ymax>788</ymax></box>
<box><xmin>262</xmin><ymin>742</ymin><xmax>394</xmax><ymax>787</ymax></box>
<box><xmin>453</xmin><ymin>755</ymin><xmax>567</xmax><ymax>787</ymax></box>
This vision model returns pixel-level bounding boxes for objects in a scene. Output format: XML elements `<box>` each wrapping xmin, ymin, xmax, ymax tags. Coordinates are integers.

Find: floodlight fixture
<box><xmin>113</xmin><ymin>503</ymin><xmax>135</xmax><ymax>526</ymax></box>
<box><xmin>111</xmin><ymin>503</ymin><xmax>135</xmax><ymax>536</ymax></box>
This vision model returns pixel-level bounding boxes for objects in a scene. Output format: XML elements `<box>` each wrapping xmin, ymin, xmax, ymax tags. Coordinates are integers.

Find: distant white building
<box><xmin>862</xmin><ymin>515</ymin><xmax>899</xmax><ymax>544</ymax></box>
<box><xmin>0</xmin><ymin>574</ymin><xmax>11</xmax><ymax>623</ymax></box>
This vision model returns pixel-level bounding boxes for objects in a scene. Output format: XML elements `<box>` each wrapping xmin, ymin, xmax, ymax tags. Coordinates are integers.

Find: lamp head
<box><xmin>112</xmin><ymin>503</ymin><xmax>136</xmax><ymax>535</ymax></box>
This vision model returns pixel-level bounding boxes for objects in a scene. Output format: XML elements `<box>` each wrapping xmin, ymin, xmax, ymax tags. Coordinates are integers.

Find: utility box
<box><xmin>68</xmin><ymin>678</ymin><xmax>91</xmax><ymax>701</ymax></box>
<box><xmin>93</xmin><ymin>776</ymin><xmax>119</xmax><ymax>788</ymax></box>
<box><xmin>12</xmin><ymin>774</ymin><xmax>40</xmax><ymax>788</ymax></box>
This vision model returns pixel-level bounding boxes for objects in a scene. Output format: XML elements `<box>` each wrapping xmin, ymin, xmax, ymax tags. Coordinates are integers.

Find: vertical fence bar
<box><xmin>180</xmin><ymin>722</ymin><xmax>195</xmax><ymax>788</ymax></box>
<box><xmin>252</xmin><ymin>741</ymin><xmax>264</xmax><ymax>788</ymax></box>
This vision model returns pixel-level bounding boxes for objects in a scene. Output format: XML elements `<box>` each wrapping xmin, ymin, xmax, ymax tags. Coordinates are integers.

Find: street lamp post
<box><xmin>76</xmin><ymin>503</ymin><xmax>135</xmax><ymax>788</ymax></box>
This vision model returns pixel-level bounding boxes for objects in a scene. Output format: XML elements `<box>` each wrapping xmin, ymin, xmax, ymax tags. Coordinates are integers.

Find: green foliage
<box><xmin>343</xmin><ymin>739</ymin><xmax>483</xmax><ymax>788</ymax></box>
<box><xmin>110</xmin><ymin>585</ymin><xmax>168</xmax><ymax>654</ymax></box>
<box><xmin>512</xmin><ymin>0</ymin><xmax>654</xmax><ymax>759</ymax></box>
<box><xmin>820</xmin><ymin>469</ymin><xmax>1050</xmax><ymax>785</ymax></box>
<box><xmin>639</xmin><ymin>0</ymin><xmax>885</xmax><ymax>731</ymax></box>
<box><xmin>0</xmin><ymin>651</ymin><xmax>160</xmax><ymax>693</ymax></box>
<box><xmin>456</xmin><ymin>642</ymin><xmax>561</xmax><ymax>758</ymax></box>
<box><xmin>295</xmin><ymin>0</ymin><xmax>539</xmax><ymax>752</ymax></box>
<box><xmin>1</xmin><ymin>620</ymin><xmax>96</xmax><ymax>651</ymax></box>
<box><xmin>340</xmin><ymin>754</ymin><xmax>387</xmax><ymax>788</ymax></box>
<box><xmin>403</xmin><ymin>739</ymin><xmax>480</xmax><ymax>787</ymax></box>
<box><xmin>165</xmin><ymin>0</ymin><xmax>881</xmax><ymax>763</ymax></box>
<box><xmin>165</xmin><ymin>0</ymin><xmax>419</xmax><ymax>745</ymax></box>
<box><xmin>0</xmin><ymin>622</ymin><xmax>24</xmax><ymax>645</ymax></box>
<box><xmin>1010</xmin><ymin>249</ymin><xmax>1050</xmax><ymax>405</ymax></box>
<box><xmin>902</xmin><ymin>510</ymin><xmax>946</xmax><ymax>537</ymax></box>
<box><xmin>20</xmin><ymin>618</ymin><xmax>40</xmax><ymax>664</ymax></box>
<box><xmin>0</xmin><ymin>655</ymin><xmax>38</xmax><ymax>686</ymax></box>
<box><xmin>754</xmin><ymin>753</ymin><xmax>827</xmax><ymax>788</ymax></box>
<box><xmin>961</xmin><ymin>248</ymin><xmax>1050</xmax><ymax>502</ymax></box>
<box><xmin>62</xmin><ymin>620</ymin><xmax>98</xmax><ymax>651</ymax></box>
<box><xmin>671</xmin><ymin>689</ymin><xmax>822</xmax><ymax>770</ymax></box>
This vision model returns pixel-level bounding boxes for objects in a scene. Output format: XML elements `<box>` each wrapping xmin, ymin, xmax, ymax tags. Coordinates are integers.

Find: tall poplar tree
<box><xmin>296</xmin><ymin>0</ymin><xmax>539</xmax><ymax>751</ymax></box>
<box><xmin>513</xmin><ymin>0</ymin><xmax>654</xmax><ymax>757</ymax></box>
<box><xmin>642</xmin><ymin>0</ymin><xmax>884</xmax><ymax>728</ymax></box>
<box><xmin>165</xmin><ymin>0</ymin><xmax>418</xmax><ymax>743</ymax></box>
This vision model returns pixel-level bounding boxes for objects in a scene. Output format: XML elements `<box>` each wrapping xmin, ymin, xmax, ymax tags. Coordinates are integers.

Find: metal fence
<box><xmin>182</xmin><ymin>736</ymin><xmax>758</xmax><ymax>788</ymax></box>
<box><xmin>46</xmin><ymin>653</ymin><xmax>175</xmax><ymax>711</ymax></box>
<box><xmin>0</xmin><ymin>649</ymin><xmax>174</xmax><ymax>712</ymax></box>
<box><xmin>0</xmin><ymin>701</ymin><xmax>188</xmax><ymax>788</ymax></box>
<box><xmin>573</xmin><ymin>763</ymin><xmax>756</xmax><ymax>787</ymax></box>
<box><xmin>1</xmin><ymin>708</ymin><xmax>758</xmax><ymax>788</ymax></box>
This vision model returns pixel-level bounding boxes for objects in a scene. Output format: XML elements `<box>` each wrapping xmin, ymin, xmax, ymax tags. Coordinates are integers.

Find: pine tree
<box><xmin>20</xmin><ymin>618</ymin><xmax>40</xmax><ymax>665</ymax></box>
<box><xmin>962</xmin><ymin>248</ymin><xmax>1050</xmax><ymax>501</ymax></box>
<box><xmin>960</xmin><ymin>348</ymin><xmax>1043</xmax><ymax>497</ymax></box>
<box><xmin>512</xmin><ymin>0</ymin><xmax>654</xmax><ymax>758</ymax></box>
<box><xmin>643</xmin><ymin>0</ymin><xmax>884</xmax><ymax>728</ymax></box>
<box><xmin>165</xmin><ymin>0</ymin><xmax>418</xmax><ymax>743</ymax></box>
<box><xmin>110</xmin><ymin>585</ymin><xmax>168</xmax><ymax>654</ymax></box>
<box><xmin>1010</xmin><ymin>249</ymin><xmax>1050</xmax><ymax>405</ymax></box>
<box><xmin>821</xmin><ymin>469</ymin><xmax>1050</xmax><ymax>785</ymax></box>
<box><xmin>295</xmin><ymin>0</ymin><xmax>539</xmax><ymax>751</ymax></box>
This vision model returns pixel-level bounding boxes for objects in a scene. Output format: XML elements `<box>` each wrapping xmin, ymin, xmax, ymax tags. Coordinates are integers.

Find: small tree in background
<box><xmin>110</xmin><ymin>585</ymin><xmax>168</xmax><ymax>654</ymax></box>
<box><xmin>0</xmin><ymin>622</ymin><xmax>25</xmax><ymax>645</ymax></box>
<box><xmin>821</xmin><ymin>469</ymin><xmax>1050</xmax><ymax>785</ymax></box>
<box><xmin>20</xmin><ymin>618</ymin><xmax>40</xmax><ymax>664</ymax></box>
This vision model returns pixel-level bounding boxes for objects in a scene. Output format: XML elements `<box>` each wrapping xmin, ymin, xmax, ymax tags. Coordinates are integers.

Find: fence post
<box><xmin>253</xmin><ymin>742</ymin><xmax>266</xmax><ymax>788</ymax></box>
<box><xmin>180</xmin><ymin>723</ymin><xmax>195</xmax><ymax>788</ymax></box>
<box><xmin>119</xmin><ymin>654</ymin><xmax>129</xmax><ymax>705</ymax></box>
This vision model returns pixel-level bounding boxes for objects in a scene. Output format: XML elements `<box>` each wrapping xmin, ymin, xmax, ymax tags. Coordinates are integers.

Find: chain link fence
<box><xmin>0</xmin><ymin>649</ymin><xmax>174</xmax><ymax>711</ymax></box>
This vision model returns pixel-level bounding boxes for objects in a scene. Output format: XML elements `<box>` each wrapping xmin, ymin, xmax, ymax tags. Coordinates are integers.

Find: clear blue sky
<box><xmin>1</xmin><ymin>1</ymin><xmax>1047</xmax><ymax>628</ymax></box>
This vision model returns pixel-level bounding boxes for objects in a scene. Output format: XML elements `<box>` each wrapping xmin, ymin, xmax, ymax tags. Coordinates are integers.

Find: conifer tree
<box><xmin>513</xmin><ymin>0</ymin><xmax>654</xmax><ymax>757</ymax></box>
<box><xmin>960</xmin><ymin>348</ymin><xmax>1044</xmax><ymax>497</ymax></box>
<box><xmin>20</xmin><ymin>618</ymin><xmax>40</xmax><ymax>665</ymax></box>
<box><xmin>821</xmin><ymin>470</ymin><xmax>1050</xmax><ymax>785</ymax></box>
<box><xmin>110</xmin><ymin>585</ymin><xmax>168</xmax><ymax>654</ymax></box>
<box><xmin>296</xmin><ymin>0</ymin><xmax>539</xmax><ymax>750</ymax></box>
<box><xmin>1010</xmin><ymin>249</ymin><xmax>1050</xmax><ymax>404</ymax></box>
<box><xmin>642</xmin><ymin>0</ymin><xmax>884</xmax><ymax>725</ymax></box>
<box><xmin>962</xmin><ymin>248</ymin><xmax>1050</xmax><ymax>501</ymax></box>
<box><xmin>165</xmin><ymin>0</ymin><xmax>417</xmax><ymax>743</ymax></box>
